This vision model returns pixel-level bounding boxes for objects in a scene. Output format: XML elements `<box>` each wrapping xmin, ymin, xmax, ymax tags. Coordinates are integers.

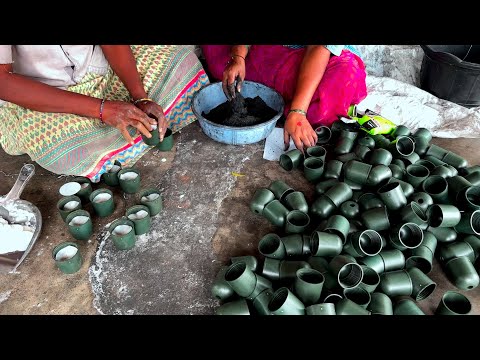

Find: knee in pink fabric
<box><xmin>200</xmin><ymin>45</ymin><xmax>231</xmax><ymax>81</ymax></box>
<box><xmin>307</xmin><ymin>51</ymin><xmax>367</xmax><ymax>128</ymax></box>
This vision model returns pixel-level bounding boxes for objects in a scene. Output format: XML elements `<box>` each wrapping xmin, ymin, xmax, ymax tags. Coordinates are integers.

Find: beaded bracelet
<box><xmin>99</xmin><ymin>98</ymin><xmax>106</xmax><ymax>123</ymax></box>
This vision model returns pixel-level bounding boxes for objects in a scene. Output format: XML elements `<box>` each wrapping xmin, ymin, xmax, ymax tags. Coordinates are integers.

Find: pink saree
<box><xmin>201</xmin><ymin>45</ymin><xmax>367</xmax><ymax>127</ymax></box>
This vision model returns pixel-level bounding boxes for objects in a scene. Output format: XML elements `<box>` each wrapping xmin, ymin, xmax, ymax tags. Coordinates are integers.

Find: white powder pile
<box><xmin>0</xmin><ymin>223</ymin><xmax>34</xmax><ymax>254</ymax></box>
<box><xmin>119</xmin><ymin>172</ymin><xmax>138</xmax><ymax>181</ymax></box>
<box><xmin>2</xmin><ymin>201</ymin><xmax>35</xmax><ymax>226</ymax></box>
<box><xmin>0</xmin><ymin>201</ymin><xmax>36</xmax><ymax>255</ymax></box>
<box><xmin>93</xmin><ymin>193</ymin><xmax>112</xmax><ymax>203</ymax></box>
<box><xmin>69</xmin><ymin>215</ymin><xmax>90</xmax><ymax>226</ymax></box>
<box><xmin>151</xmin><ymin>124</ymin><xmax>158</xmax><ymax>130</ymax></box>
<box><xmin>63</xmin><ymin>201</ymin><xmax>80</xmax><ymax>210</ymax></box>
<box><xmin>127</xmin><ymin>210</ymin><xmax>149</xmax><ymax>221</ymax></box>
<box><xmin>108</xmin><ymin>165</ymin><xmax>121</xmax><ymax>173</ymax></box>
<box><xmin>59</xmin><ymin>182</ymin><xmax>81</xmax><ymax>196</ymax></box>
<box><xmin>55</xmin><ymin>245</ymin><xmax>78</xmax><ymax>261</ymax></box>
<box><xmin>141</xmin><ymin>193</ymin><xmax>160</xmax><ymax>202</ymax></box>
<box><xmin>112</xmin><ymin>225</ymin><xmax>133</xmax><ymax>236</ymax></box>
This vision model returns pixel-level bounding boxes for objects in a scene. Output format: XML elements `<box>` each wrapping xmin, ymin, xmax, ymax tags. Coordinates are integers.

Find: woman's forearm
<box><xmin>100</xmin><ymin>45</ymin><xmax>147</xmax><ymax>101</ymax></box>
<box><xmin>231</xmin><ymin>45</ymin><xmax>249</xmax><ymax>58</ymax></box>
<box><xmin>290</xmin><ymin>45</ymin><xmax>331</xmax><ymax>112</ymax></box>
<box><xmin>0</xmin><ymin>66</ymin><xmax>101</xmax><ymax>118</ymax></box>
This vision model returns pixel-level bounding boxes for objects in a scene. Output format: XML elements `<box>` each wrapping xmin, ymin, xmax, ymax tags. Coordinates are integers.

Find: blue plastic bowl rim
<box><xmin>191</xmin><ymin>80</ymin><xmax>285</xmax><ymax>131</ymax></box>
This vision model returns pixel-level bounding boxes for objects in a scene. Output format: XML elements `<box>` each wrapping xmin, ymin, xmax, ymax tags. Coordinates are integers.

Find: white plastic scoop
<box><xmin>0</xmin><ymin>164</ymin><xmax>42</xmax><ymax>273</ymax></box>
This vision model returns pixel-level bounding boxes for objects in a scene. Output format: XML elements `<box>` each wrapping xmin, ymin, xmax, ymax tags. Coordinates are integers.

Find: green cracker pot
<box><xmin>155</xmin><ymin>128</ymin><xmax>174</xmax><ymax>151</ymax></box>
<box><xmin>335</xmin><ymin>298</ymin><xmax>371</xmax><ymax>315</ymax></box>
<box><xmin>293</xmin><ymin>268</ymin><xmax>325</xmax><ymax>306</ymax></box>
<box><xmin>65</xmin><ymin>209</ymin><xmax>93</xmax><ymax>241</ymax></box>
<box><xmin>215</xmin><ymin>299</ymin><xmax>250</xmax><ymax>315</ymax></box>
<box><xmin>407</xmin><ymin>267</ymin><xmax>437</xmax><ymax>301</ymax></box>
<box><xmin>117</xmin><ymin>168</ymin><xmax>141</xmax><ymax>194</ymax></box>
<box><xmin>305</xmin><ymin>145</ymin><xmax>327</xmax><ymax>162</ymax></box>
<box><xmin>108</xmin><ymin>217</ymin><xmax>136</xmax><ymax>250</ymax></box>
<box><xmin>379</xmin><ymin>270</ymin><xmax>413</xmax><ymax>297</ymax></box>
<box><xmin>435</xmin><ymin>291</ymin><xmax>472</xmax><ymax>315</ymax></box>
<box><xmin>367</xmin><ymin>292</ymin><xmax>393</xmax><ymax>315</ymax></box>
<box><xmin>394</xmin><ymin>298</ymin><xmax>425</xmax><ymax>315</ymax></box>
<box><xmin>284</xmin><ymin>191</ymin><xmax>309</xmax><ymax>213</ymax></box>
<box><xmin>224</xmin><ymin>261</ymin><xmax>257</xmax><ymax>298</ymax></box>
<box><xmin>231</xmin><ymin>255</ymin><xmax>258</xmax><ymax>272</ymax></box>
<box><xmin>126</xmin><ymin>204</ymin><xmax>151</xmax><ymax>235</ymax></box>
<box><xmin>211</xmin><ymin>266</ymin><xmax>235</xmax><ymax>302</ymax></box>
<box><xmin>268</xmin><ymin>287</ymin><xmax>305</xmax><ymax>315</ymax></box>
<box><xmin>263</xmin><ymin>199</ymin><xmax>289</xmax><ymax>227</ymax></box>
<box><xmin>305</xmin><ymin>303</ymin><xmax>336</xmax><ymax>315</ymax></box>
<box><xmin>269</xmin><ymin>180</ymin><xmax>294</xmax><ymax>201</ymax></box>
<box><xmin>443</xmin><ymin>256</ymin><xmax>480</xmax><ymax>290</ymax></box>
<box><xmin>259</xmin><ymin>233</ymin><xmax>286</xmax><ymax>259</ymax></box>
<box><xmin>52</xmin><ymin>242</ymin><xmax>83</xmax><ymax>275</ymax></box>
<box><xmin>90</xmin><ymin>188</ymin><xmax>115</xmax><ymax>218</ymax></box>
<box><xmin>250</xmin><ymin>188</ymin><xmax>276</xmax><ymax>215</ymax></box>
<box><xmin>138</xmin><ymin>188</ymin><xmax>163</xmax><ymax>216</ymax></box>
<box><xmin>57</xmin><ymin>195</ymin><xmax>82</xmax><ymax>222</ymax></box>
<box><xmin>279</xmin><ymin>149</ymin><xmax>304</xmax><ymax>171</ymax></box>
<box><xmin>72</xmin><ymin>176</ymin><xmax>93</xmax><ymax>204</ymax></box>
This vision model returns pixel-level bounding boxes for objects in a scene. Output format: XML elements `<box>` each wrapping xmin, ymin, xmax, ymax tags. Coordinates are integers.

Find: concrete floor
<box><xmin>0</xmin><ymin>123</ymin><xmax>479</xmax><ymax>315</ymax></box>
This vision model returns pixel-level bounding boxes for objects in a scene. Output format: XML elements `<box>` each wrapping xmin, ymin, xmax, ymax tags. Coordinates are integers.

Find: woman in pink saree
<box><xmin>201</xmin><ymin>45</ymin><xmax>367</xmax><ymax>150</ymax></box>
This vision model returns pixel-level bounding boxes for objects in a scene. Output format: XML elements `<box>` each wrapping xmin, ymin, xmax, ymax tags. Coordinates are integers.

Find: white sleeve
<box><xmin>0</xmin><ymin>45</ymin><xmax>13</xmax><ymax>64</ymax></box>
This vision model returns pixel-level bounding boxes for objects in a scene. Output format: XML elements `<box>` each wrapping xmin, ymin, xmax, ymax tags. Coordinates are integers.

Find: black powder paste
<box><xmin>202</xmin><ymin>93</ymin><xmax>277</xmax><ymax>127</ymax></box>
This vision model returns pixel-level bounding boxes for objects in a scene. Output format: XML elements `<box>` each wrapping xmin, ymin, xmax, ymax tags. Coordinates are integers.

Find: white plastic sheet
<box><xmin>263</xmin><ymin>75</ymin><xmax>480</xmax><ymax>161</ymax></box>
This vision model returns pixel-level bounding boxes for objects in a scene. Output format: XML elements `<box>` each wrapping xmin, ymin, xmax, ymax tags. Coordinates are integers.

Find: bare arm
<box><xmin>0</xmin><ymin>46</ymin><xmax>164</xmax><ymax>144</ymax></box>
<box><xmin>284</xmin><ymin>45</ymin><xmax>331</xmax><ymax>150</ymax></box>
<box><xmin>222</xmin><ymin>45</ymin><xmax>248</xmax><ymax>99</ymax></box>
<box><xmin>100</xmin><ymin>45</ymin><xmax>168</xmax><ymax>139</ymax></box>
<box><xmin>290</xmin><ymin>45</ymin><xmax>330</xmax><ymax>114</ymax></box>
<box><xmin>100</xmin><ymin>45</ymin><xmax>147</xmax><ymax>101</ymax></box>
<box><xmin>0</xmin><ymin>63</ymin><xmax>102</xmax><ymax>118</ymax></box>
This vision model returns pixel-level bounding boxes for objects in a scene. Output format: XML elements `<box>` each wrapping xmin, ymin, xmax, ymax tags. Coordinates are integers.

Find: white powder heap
<box><xmin>59</xmin><ymin>182</ymin><xmax>81</xmax><ymax>197</ymax></box>
<box><xmin>2</xmin><ymin>201</ymin><xmax>36</xmax><ymax>226</ymax></box>
<box><xmin>141</xmin><ymin>193</ymin><xmax>160</xmax><ymax>202</ymax></box>
<box><xmin>63</xmin><ymin>201</ymin><xmax>80</xmax><ymax>210</ymax></box>
<box><xmin>55</xmin><ymin>245</ymin><xmax>78</xmax><ymax>261</ymax></box>
<box><xmin>108</xmin><ymin>165</ymin><xmax>121</xmax><ymax>173</ymax></box>
<box><xmin>0</xmin><ymin>201</ymin><xmax>36</xmax><ymax>255</ymax></box>
<box><xmin>127</xmin><ymin>210</ymin><xmax>149</xmax><ymax>220</ymax></box>
<box><xmin>151</xmin><ymin>124</ymin><xmax>158</xmax><ymax>130</ymax></box>
<box><xmin>119</xmin><ymin>172</ymin><xmax>138</xmax><ymax>181</ymax></box>
<box><xmin>0</xmin><ymin>223</ymin><xmax>34</xmax><ymax>254</ymax></box>
<box><xmin>69</xmin><ymin>215</ymin><xmax>90</xmax><ymax>226</ymax></box>
<box><xmin>93</xmin><ymin>193</ymin><xmax>112</xmax><ymax>203</ymax></box>
<box><xmin>112</xmin><ymin>225</ymin><xmax>133</xmax><ymax>236</ymax></box>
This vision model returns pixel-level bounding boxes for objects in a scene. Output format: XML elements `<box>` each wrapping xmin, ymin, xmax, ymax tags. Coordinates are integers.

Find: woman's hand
<box><xmin>283</xmin><ymin>111</ymin><xmax>318</xmax><ymax>151</ymax></box>
<box><xmin>222</xmin><ymin>56</ymin><xmax>246</xmax><ymax>101</ymax></box>
<box><xmin>101</xmin><ymin>100</ymin><xmax>157</xmax><ymax>145</ymax></box>
<box><xmin>135</xmin><ymin>100</ymin><xmax>168</xmax><ymax>141</ymax></box>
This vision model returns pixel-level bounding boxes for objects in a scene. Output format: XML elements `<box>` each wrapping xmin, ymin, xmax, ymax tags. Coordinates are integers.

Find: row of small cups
<box><xmin>53</xmin><ymin>188</ymin><xmax>163</xmax><ymax>274</ymax></box>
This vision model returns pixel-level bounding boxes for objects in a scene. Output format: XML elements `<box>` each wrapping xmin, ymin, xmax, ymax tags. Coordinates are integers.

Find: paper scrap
<box><xmin>263</xmin><ymin>127</ymin><xmax>296</xmax><ymax>161</ymax></box>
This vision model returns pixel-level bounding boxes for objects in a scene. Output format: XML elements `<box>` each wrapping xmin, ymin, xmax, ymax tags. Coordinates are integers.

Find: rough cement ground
<box><xmin>0</xmin><ymin>123</ymin><xmax>479</xmax><ymax>314</ymax></box>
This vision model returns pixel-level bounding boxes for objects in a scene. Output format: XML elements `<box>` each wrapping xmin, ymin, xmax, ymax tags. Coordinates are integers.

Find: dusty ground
<box><xmin>0</xmin><ymin>123</ymin><xmax>479</xmax><ymax>314</ymax></box>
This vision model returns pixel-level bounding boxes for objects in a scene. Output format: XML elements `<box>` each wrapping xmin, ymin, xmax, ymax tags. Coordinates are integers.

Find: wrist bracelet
<box><xmin>231</xmin><ymin>54</ymin><xmax>246</xmax><ymax>61</ymax></box>
<box><xmin>288</xmin><ymin>109</ymin><xmax>307</xmax><ymax>116</ymax></box>
<box><xmin>99</xmin><ymin>98</ymin><xmax>106</xmax><ymax>123</ymax></box>
<box><xmin>133</xmin><ymin>98</ymin><xmax>155</xmax><ymax>106</ymax></box>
